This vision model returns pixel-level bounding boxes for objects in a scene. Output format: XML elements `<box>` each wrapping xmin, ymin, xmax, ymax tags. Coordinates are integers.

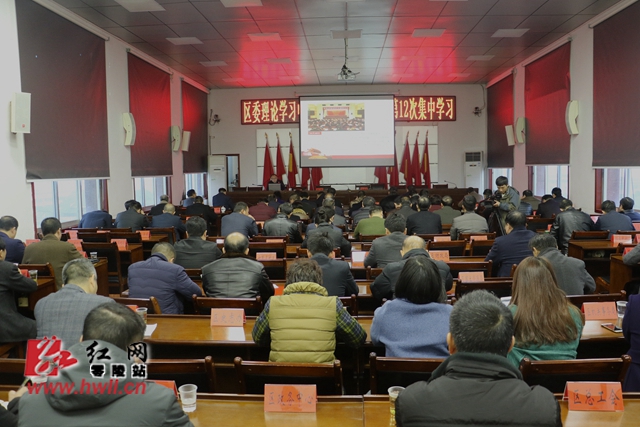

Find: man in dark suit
<box><xmin>619</xmin><ymin>197</ymin><xmax>640</xmax><ymax>222</ymax></box>
<box><xmin>221</xmin><ymin>202</ymin><xmax>259</xmax><ymax>238</ymax></box>
<box><xmin>0</xmin><ymin>238</ymin><xmax>37</xmax><ymax>343</ymax></box>
<box><xmin>174</xmin><ymin>217</ymin><xmax>222</xmax><ymax>269</ymax></box>
<box><xmin>595</xmin><ymin>200</ymin><xmax>634</xmax><ymax>237</ymax></box>
<box><xmin>406</xmin><ymin>196</ymin><xmax>442</xmax><ymax>235</ymax></box>
<box><xmin>485</xmin><ymin>211</ymin><xmax>535</xmax><ymax>277</ymax></box>
<box><xmin>263</xmin><ymin>203</ymin><xmax>302</xmax><ymax>243</ymax></box>
<box><xmin>183</xmin><ymin>189</ymin><xmax>197</xmax><ymax>207</ymax></box>
<box><xmin>211</xmin><ymin>188</ymin><xmax>234</xmax><ymax>212</ymax></box>
<box><xmin>150</xmin><ymin>203</ymin><xmax>187</xmax><ymax>241</ymax></box>
<box><xmin>149</xmin><ymin>194</ymin><xmax>169</xmax><ymax>216</ymax></box>
<box><xmin>114</xmin><ymin>200</ymin><xmax>148</xmax><ymax>231</ymax></box>
<box><xmin>364</xmin><ymin>213</ymin><xmax>407</xmax><ymax>268</ymax></box>
<box><xmin>551</xmin><ymin>187</ymin><xmax>566</xmax><ymax>204</ymax></box>
<box><xmin>23</xmin><ymin>217</ymin><xmax>83</xmax><ymax>290</ymax></box>
<box><xmin>185</xmin><ymin>196</ymin><xmax>218</xmax><ymax>234</ymax></box>
<box><xmin>380</xmin><ymin>187</ymin><xmax>399</xmax><ymax>214</ymax></box>
<box><xmin>78</xmin><ymin>210</ymin><xmax>112</xmax><ymax>229</ymax></box>
<box><xmin>389</xmin><ymin>196</ymin><xmax>416</xmax><ymax>220</ymax></box>
<box><xmin>298</xmin><ymin>191</ymin><xmax>316</xmax><ymax>217</ymax></box>
<box><xmin>308</xmin><ymin>233</ymin><xmax>358</xmax><ymax>297</ymax></box>
<box><xmin>302</xmin><ymin>207</ymin><xmax>351</xmax><ymax>257</ymax></box>
<box><xmin>550</xmin><ymin>199</ymin><xmax>595</xmax><ymax>254</ymax></box>
<box><xmin>536</xmin><ymin>194</ymin><xmax>560</xmax><ymax>219</ymax></box>
<box><xmin>0</xmin><ymin>216</ymin><xmax>25</xmax><ymax>263</ymax></box>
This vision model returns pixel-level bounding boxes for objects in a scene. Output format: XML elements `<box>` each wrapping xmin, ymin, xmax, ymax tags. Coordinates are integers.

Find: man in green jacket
<box><xmin>252</xmin><ymin>259</ymin><xmax>367</xmax><ymax>363</ymax></box>
<box><xmin>353</xmin><ymin>206</ymin><xmax>386</xmax><ymax>239</ymax></box>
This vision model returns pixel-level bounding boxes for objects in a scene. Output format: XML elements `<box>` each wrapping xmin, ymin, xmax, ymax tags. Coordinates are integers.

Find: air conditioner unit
<box><xmin>464</xmin><ymin>151</ymin><xmax>484</xmax><ymax>190</ymax></box>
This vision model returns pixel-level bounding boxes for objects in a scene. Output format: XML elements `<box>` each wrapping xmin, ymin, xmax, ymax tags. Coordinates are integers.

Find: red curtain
<box><xmin>525</xmin><ymin>43</ymin><xmax>571</xmax><ymax>165</ymax></box>
<box><xmin>262</xmin><ymin>141</ymin><xmax>274</xmax><ymax>190</ymax></box>
<box><xmin>593</xmin><ymin>1</ymin><xmax>640</xmax><ymax>167</ymax></box>
<box><xmin>128</xmin><ymin>54</ymin><xmax>172</xmax><ymax>177</ymax></box>
<box><xmin>421</xmin><ymin>133</ymin><xmax>431</xmax><ymax>188</ymax></box>
<box><xmin>487</xmin><ymin>75</ymin><xmax>514</xmax><ymax>168</ymax></box>
<box><xmin>182</xmin><ymin>82</ymin><xmax>208</xmax><ymax>173</ymax></box>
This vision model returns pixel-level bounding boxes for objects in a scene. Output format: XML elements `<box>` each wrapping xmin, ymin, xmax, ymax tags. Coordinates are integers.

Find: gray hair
<box><xmin>62</xmin><ymin>258</ymin><xmax>97</xmax><ymax>285</ymax></box>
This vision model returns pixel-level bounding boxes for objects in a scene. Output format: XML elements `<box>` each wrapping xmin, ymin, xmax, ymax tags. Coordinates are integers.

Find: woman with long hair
<box><xmin>508</xmin><ymin>256</ymin><xmax>584</xmax><ymax>366</ymax></box>
<box><xmin>370</xmin><ymin>256</ymin><xmax>452</xmax><ymax>358</ymax></box>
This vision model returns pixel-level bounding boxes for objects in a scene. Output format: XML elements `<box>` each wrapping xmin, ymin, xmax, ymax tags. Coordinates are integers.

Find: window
<box><xmin>185</xmin><ymin>173</ymin><xmax>206</xmax><ymax>199</ymax></box>
<box><xmin>133</xmin><ymin>177</ymin><xmax>168</xmax><ymax>207</ymax></box>
<box><xmin>531</xmin><ymin>165</ymin><xmax>569</xmax><ymax>196</ymax></box>
<box><xmin>488</xmin><ymin>168</ymin><xmax>512</xmax><ymax>190</ymax></box>
<box><xmin>601</xmin><ymin>168</ymin><xmax>640</xmax><ymax>204</ymax></box>
<box><xmin>33</xmin><ymin>179</ymin><xmax>105</xmax><ymax>226</ymax></box>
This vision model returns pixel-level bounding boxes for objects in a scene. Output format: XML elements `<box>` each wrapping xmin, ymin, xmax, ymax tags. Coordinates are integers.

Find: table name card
<box><xmin>469</xmin><ymin>235</ymin><xmax>487</xmax><ymax>241</ymax></box>
<box><xmin>351</xmin><ymin>251</ymin><xmax>367</xmax><ymax>268</ymax></box>
<box><xmin>210</xmin><ymin>309</ymin><xmax>245</xmax><ymax>326</ymax></box>
<box><xmin>264</xmin><ymin>384</ymin><xmax>317</xmax><ymax>413</ymax></box>
<box><xmin>273</xmin><ymin>284</ymin><xmax>284</xmax><ymax>296</ymax></box>
<box><xmin>429</xmin><ymin>250</ymin><xmax>450</xmax><ymax>262</ymax></box>
<box><xmin>266</xmin><ymin>239</ymin><xmax>284</xmax><ymax>243</ymax></box>
<box><xmin>624</xmin><ymin>247</ymin><xmax>633</xmax><ymax>255</ymax></box>
<box><xmin>611</xmin><ymin>235</ymin><xmax>632</xmax><ymax>245</ymax></box>
<box><xmin>564</xmin><ymin>382</ymin><xmax>624</xmax><ymax>412</ymax></box>
<box><xmin>433</xmin><ymin>236</ymin><xmax>451</xmax><ymax>242</ymax></box>
<box><xmin>112</xmin><ymin>239</ymin><xmax>128</xmax><ymax>250</ymax></box>
<box><xmin>25</xmin><ymin>239</ymin><xmax>39</xmax><ymax>246</ymax></box>
<box><xmin>256</xmin><ymin>252</ymin><xmax>277</xmax><ymax>260</ymax></box>
<box><xmin>139</xmin><ymin>230</ymin><xmax>151</xmax><ymax>240</ymax></box>
<box><xmin>582</xmin><ymin>302</ymin><xmax>618</xmax><ymax>320</ymax></box>
<box><xmin>458</xmin><ymin>271</ymin><xmax>484</xmax><ymax>282</ymax></box>
<box><xmin>636</xmin><ymin>234</ymin><xmax>640</xmax><ymax>243</ymax></box>
<box><xmin>634</xmin><ymin>223</ymin><xmax>640</xmax><ymax>231</ymax></box>
<box><xmin>67</xmin><ymin>230</ymin><xmax>78</xmax><ymax>240</ymax></box>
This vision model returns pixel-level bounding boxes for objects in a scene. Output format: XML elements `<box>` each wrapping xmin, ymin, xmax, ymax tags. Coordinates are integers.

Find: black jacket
<box><xmin>0</xmin><ymin>260</ymin><xmax>37</xmax><ymax>342</ymax></box>
<box><xmin>114</xmin><ymin>208</ymin><xmax>148</xmax><ymax>231</ymax></box>
<box><xmin>537</xmin><ymin>198</ymin><xmax>561</xmax><ymax>219</ymax></box>
<box><xmin>174</xmin><ymin>237</ymin><xmax>222</xmax><ymax>269</ymax></box>
<box><xmin>406</xmin><ymin>211</ymin><xmax>442</xmax><ymax>235</ymax></box>
<box><xmin>202</xmin><ymin>253</ymin><xmax>274</xmax><ymax>302</ymax></box>
<box><xmin>310</xmin><ymin>253</ymin><xmax>359</xmax><ymax>297</ymax></box>
<box><xmin>302</xmin><ymin>222</ymin><xmax>352</xmax><ymax>257</ymax></box>
<box><xmin>263</xmin><ymin>214</ymin><xmax>302</xmax><ymax>243</ymax></box>
<box><xmin>185</xmin><ymin>203</ymin><xmax>218</xmax><ymax>229</ymax></box>
<box><xmin>371</xmin><ymin>249</ymin><xmax>452</xmax><ymax>301</ymax></box>
<box><xmin>396</xmin><ymin>352</ymin><xmax>561</xmax><ymax>427</ymax></box>
<box><xmin>550</xmin><ymin>208</ymin><xmax>594</xmax><ymax>254</ymax></box>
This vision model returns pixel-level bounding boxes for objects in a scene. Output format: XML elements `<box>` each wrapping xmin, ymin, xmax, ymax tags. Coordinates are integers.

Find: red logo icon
<box><xmin>25</xmin><ymin>337</ymin><xmax>78</xmax><ymax>378</ymax></box>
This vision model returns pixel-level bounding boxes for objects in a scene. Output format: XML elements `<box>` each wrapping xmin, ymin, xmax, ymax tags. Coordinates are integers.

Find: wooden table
<box><xmin>610</xmin><ymin>254</ymin><xmax>640</xmax><ymax>293</ymax></box>
<box><xmin>568</xmin><ymin>240</ymin><xmax>618</xmax><ymax>279</ymax></box>
<box><xmin>142</xmin><ymin>235</ymin><xmax>168</xmax><ymax>259</ymax></box>
<box><xmin>119</xmin><ymin>243</ymin><xmax>144</xmax><ymax>274</ymax></box>
<box><xmin>24</xmin><ymin>277</ymin><xmax>56</xmax><ymax>312</ymax></box>
<box><xmin>93</xmin><ymin>258</ymin><xmax>109</xmax><ymax>297</ymax></box>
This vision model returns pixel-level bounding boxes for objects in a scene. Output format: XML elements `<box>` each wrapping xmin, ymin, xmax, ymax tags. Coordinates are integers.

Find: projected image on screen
<box><xmin>300</xmin><ymin>96</ymin><xmax>394</xmax><ymax>168</ymax></box>
<box><xmin>307</xmin><ymin>103</ymin><xmax>365</xmax><ymax>132</ymax></box>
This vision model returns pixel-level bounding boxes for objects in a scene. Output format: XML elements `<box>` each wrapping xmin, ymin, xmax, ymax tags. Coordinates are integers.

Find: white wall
<box><xmin>209</xmin><ymin>84</ymin><xmax>487</xmax><ymax>190</ymax></box>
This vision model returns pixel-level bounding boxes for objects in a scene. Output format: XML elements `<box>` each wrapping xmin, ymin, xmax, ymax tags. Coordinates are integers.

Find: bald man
<box><xmin>150</xmin><ymin>203</ymin><xmax>187</xmax><ymax>241</ymax></box>
<box><xmin>370</xmin><ymin>236</ymin><xmax>452</xmax><ymax>301</ymax></box>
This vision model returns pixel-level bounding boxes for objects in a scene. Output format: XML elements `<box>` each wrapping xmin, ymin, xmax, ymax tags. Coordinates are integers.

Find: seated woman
<box><xmin>508</xmin><ymin>256</ymin><xmax>584</xmax><ymax>366</ymax></box>
<box><xmin>623</xmin><ymin>293</ymin><xmax>640</xmax><ymax>391</ymax></box>
<box><xmin>370</xmin><ymin>256</ymin><xmax>452</xmax><ymax>358</ymax></box>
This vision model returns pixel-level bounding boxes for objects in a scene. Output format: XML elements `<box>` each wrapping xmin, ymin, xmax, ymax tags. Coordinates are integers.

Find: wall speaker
<box><xmin>566</xmin><ymin>100</ymin><xmax>579</xmax><ymax>135</ymax></box>
<box><xmin>515</xmin><ymin>117</ymin><xmax>526</xmax><ymax>144</ymax></box>
<box><xmin>181</xmin><ymin>131</ymin><xmax>191</xmax><ymax>152</ymax></box>
<box><xmin>123</xmin><ymin>113</ymin><xmax>136</xmax><ymax>146</ymax></box>
<box><xmin>11</xmin><ymin>92</ymin><xmax>31</xmax><ymax>134</ymax></box>
<box><xmin>505</xmin><ymin>125</ymin><xmax>515</xmax><ymax>146</ymax></box>
<box><xmin>171</xmin><ymin>125</ymin><xmax>181</xmax><ymax>151</ymax></box>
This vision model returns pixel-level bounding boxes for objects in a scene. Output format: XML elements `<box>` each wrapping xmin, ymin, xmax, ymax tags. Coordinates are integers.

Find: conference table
<box><xmin>609</xmin><ymin>254</ymin><xmax>640</xmax><ymax>293</ymax></box>
<box><xmin>568</xmin><ymin>240</ymin><xmax>619</xmax><ymax>279</ymax></box>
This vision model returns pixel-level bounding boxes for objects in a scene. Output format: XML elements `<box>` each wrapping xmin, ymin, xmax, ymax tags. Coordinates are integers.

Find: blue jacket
<box><xmin>485</xmin><ymin>226</ymin><xmax>535</xmax><ymax>277</ymax></box>
<box><xmin>221</xmin><ymin>212</ymin><xmax>258</xmax><ymax>238</ymax></box>
<box><xmin>0</xmin><ymin>231</ymin><xmax>24</xmax><ymax>263</ymax></box>
<box><xmin>150</xmin><ymin>213</ymin><xmax>187</xmax><ymax>241</ymax></box>
<box><xmin>622</xmin><ymin>210</ymin><xmax>640</xmax><ymax>222</ymax></box>
<box><xmin>595</xmin><ymin>211</ymin><xmax>634</xmax><ymax>237</ymax></box>
<box><xmin>78</xmin><ymin>210</ymin><xmax>112</xmax><ymax>229</ymax></box>
<box><xmin>128</xmin><ymin>254</ymin><xmax>202</xmax><ymax>314</ymax></box>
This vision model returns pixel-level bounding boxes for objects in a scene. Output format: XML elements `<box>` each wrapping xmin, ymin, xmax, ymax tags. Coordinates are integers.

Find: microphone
<box><xmin>445</xmin><ymin>180</ymin><xmax>458</xmax><ymax>188</ymax></box>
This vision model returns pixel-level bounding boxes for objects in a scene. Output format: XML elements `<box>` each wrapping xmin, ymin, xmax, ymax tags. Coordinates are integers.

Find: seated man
<box><xmin>390</xmin><ymin>196</ymin><xmax>416</xmax><ymax>219</ymax></box>
<box><xmin>211</xmin><ymin>188</ymin><xmax>234</xmax><ymax>211</ymax></box>
<box><xmin>128</xmin><ymin>243</ymin><xmax>202</xmax><ymax>314</ymax></box>
<box><xmin>595</xmin><ymin>200</ymin><xmax>634</xmax><ymax>237</ymax></box>
<box><xmin>262</xmin><ymin>202</ymin><xmax>302</xmax><ymax>243</ymax></box>
<box><xmin>302</xmin><ymin>207</ymin><xmax>351</xmax><ymax>257</ymax></box>
<box><xmin>221</xmin><ymin>202</ymin><xmax>259</xmax><ymax>238</ymax></box>
<box><xmin>252</xmin><ymin>259</ymin><xmax>366</xmax><ymax>362</ymax></box>
<box><xmin>353</xmin><ymin>205</ymin><xmax>385</xmax><ymax>239</ymax></box>
<box><xmin>620</xmin><ymin>197</ymin><xmax>640</xmax><ymax>222</ymax></box>
<box><xmin>174</xmin><ymin>217</ymin><xmax>222</xmax><ymax>269</ymax></box>
<box><xmin>521</xmin><ymin>189</ymin><xmax>541</xmax><ymax>211</ymax></box>
<box><xmin>201</xmin><ymin>232</ymin><xmax>274</xmax><ymax>302</ymax></box>
<box><xmin>267</xmin><ymin>173</ymin><xmax>286</xmax><ymax>190</ymax></box>
<box><xmin>308</xmin><ymin>232</ymin><xmax>358</xmax><ymax>297</ymax></box>
<box><xmin>185</xmin><ymin>196</ymin><xmax>218</xmax><ymax>234</ymax></box>
<box><xmin>249</xmin><ymin>198</ymin><xmax>277</xmax><ymax>221</ymax></box>
<box><xmin>183</xmin><ymin>188</ymin><xmax>197</xmax><ymax>207</ymax></box>
<box><xmin>78</xmin><ymin>209</ymin><xmax>112</xmax><ymax>229</ymax></box>
<box><xmin>396</xmin><ymin>290</ymin><xmax>560</xmax><ymax>427</ymax></box>
<box><xmin>114</xmin><ymin>200</ymin><xmax>148</xmax><ymax>231</ymax></box>
<box><xmin>529</xmin><ymin>234</ymin><xmax>595</xmax><ymax>295</ymax></box>
<box><xmin>450</xmin><ymin>195</ymin><xmax>489</xmax><ymax>240</ymax></box>
<box><xmin>406</xmin><ymin>196</ymin><xmax>442</xmax><ymax>235</ymax></box>
<box><xmin>536</xmin><ymin>194</ymin><xmax>561</xmax><ymax>219</ymax></box>
<box><xmin>35</xmin><ymin>258</ymin><xmax>114</xmax><ymax>348</ymax></box>
<box><xmin>364</xmin><ymin>213</ymin><xmax>407</xmax><ymax>268</ymax></box>
<box><xmin>149</xmin><ymin>194</ymin><xmax>169</xmax><ymax>216</ymax></box>
<box><xmin>17</xmin><ymin>303</ymin><xmax>194</xmax><ymax>427</ymax></box>
<box><xmin>150</xmin><ymin>203</ymin><xmax>187</xmax><ymax>241</ymax></box>
<box><xmin>486</xmin><ymin>211</ymin><xmax>535</xmax><ymax>277</ymax></box>
<box><xmin>550</xmin><ymin>199</ymin><xmax>594</xmax><ymax>254</ymax></box>
<box><xmin>371</xmin><ymin>236</ymin><xmax>452</xmax><ymax>301</ymax></box>
<box><xmin>23</xmin><ymin>217</ymin><xmax>83</xmax><ymax>289</ymax></box>
<box><xmin>352</xmin><ymin>196</ymin><xmax>376</xmax><ymax>225</ymax></box>
<box><xmin>288</xmin><ymin>193</ymin><xmax>310</xmax><ymax>221</ymax></box>
<box><xmin>552</xmin><ymin>187</ymin><xmax>566</xmax><ymax>203</ymax></box>
<box><xmin>0</xmin><ymin>215</ymin><xmax>24</xmax><ymax>263</ymax></box>
<box><xmin>315</xmin><ymin>197</ymin><xmax>346</xmax><ymax>227</ymax></box>
<box><xmin>299</xmin><ymin>191</ymin><xmax>316</xmax><ymax>217</ymax></box>
<box><xmin>434</xmin><ymin>195</ymin><xmax>461</xmax><ymax>225</ymax></box>
<box><xmin>0</xmin><ymin>238</ymin><xmax>37</xmax><ymax>343</ymax></box>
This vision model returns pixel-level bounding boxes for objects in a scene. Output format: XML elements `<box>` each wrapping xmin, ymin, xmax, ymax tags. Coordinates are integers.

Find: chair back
<box><xmin>80</xmin><ymin>242</ymin><xmax>124</xmax><ymax>293</ymax></box>
<box><xmin>519</xmin><ymin>356</ymin><xmax>632</xmax><ymax>393</ymax></box>
<box><xmin>78</xmin><ymin>231</ymin><xmax>111</xmax><ymax>242</ymax></box>
<box><xmin>526</xmin><ymin>217</ymin><xmax>554</xmax><ymax>232</ymax></box>
<box><xmin>0</xmin><ymin>358</ymin><xmax>26</xmax><ymax>385</ymax></box>
<box><xmin>192</xmin><ymin>295</ymin><xmax>263</xmax><ymax>316</ymax></box>
<box><xmin>459</xmin><ymin>232</ymin><xmax>496</xmax><ymax>241</ymax></box>
<box><xmin>249</xmin><ymin>241</ymin><xmax>287</xmax><ymax>258</ymax></box>
<box><xmin>359</xmin><ymin>234</ymin><xmax>385</xmax><ymax>242</ymax></box>
<box><xmin>446</xmin><ymin>260</ymin><xmax>493</xmax><ymax>279</ymax></box>
<box><xmin>469</xmin><ymin>239</ymin><xmax>495</xmax><ymax>257</ymax></box>
<box><xmin>234</xmin><ymin>357</ymin><xmax>343</xmax><ymax>395</ymax></box>
<box><xmin>146</xmin><ymin>356</ymin><xmax>216</xmax><ymax>393</ymax></box>
<box><xmin>365</xmin><ymin>266</ymin><xmax>384</xmax><ymax>280</ymax></box>
<box><xmin>148</xmin><ymin>227</ymin><xmax>177</xmax><ymax>245</ymax></box>
<box><xmin>113</xmin><ymin>296</ymin><xmax>162</xmax><ymax>314</ymax></box>
<box><xmin>251</xmin><ymin>235</ymin><xmax>289</xmax><ymax>243</ymax></box>
<box><xmin>427</xmin><ymin>240</ymin><xmax>467</xmax><ymax>256</ymax></box>
<box><xmin>570</xmin><ymin>230</ymin><xmax>610</xmax><ymax>240</ymax></box>
<box><xmin>369</xmin><ymin>353</ymin><xmax>444</xmax><ymax>394</ymax></box>
<box><xmin>566</xmin><ymin>292</ymin><xmax>626</xmax><ymax>309</ymax></box>
<box><xmin>455</xmin><ymin>279</ymin><xmax>512</xmax><ymax>300</ymax></box>
<box><xmin>338</xmin><ymin>294</ymin><xmax>358</xmax><ymax>316</ymax></box>
<box><xmin>415</xmin><ymin>234</ymin><xmax>450</xmax><ymax>242</ymax></box>
<box><xmin>17</xmin><ymin>263</ymin><xmax>54</xmax><ymax>278</ymax></box>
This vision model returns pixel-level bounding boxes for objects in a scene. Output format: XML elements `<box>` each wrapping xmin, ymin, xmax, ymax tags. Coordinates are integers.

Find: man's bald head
<box><xmin>224</xmin><ymin>232</ymin><xmax>249</xmax><ymax>255</ymax></box>
<box><xmin>403</xmin><ymin>236</ymin><xmax>426</xmax><ymax>252</ymax></box>
<box><xmin>163</xmin><ymin>203</ymin><xmax>176</xmax><ymax>214</ymax></box>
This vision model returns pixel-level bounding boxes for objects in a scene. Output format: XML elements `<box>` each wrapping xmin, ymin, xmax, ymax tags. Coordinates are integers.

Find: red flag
<box><xmin>374</xmin><ymin>166</ymin><xmax>388</xmax><ymax>187</ymax></box>
<box><xmin>388</xmin><ymin>145</ymin><xmax>400</xmax><ymax>187</ymax></box>
<box><xmin>311</xmin><ymin>168</ymin><xmax>323</xmax><ymax>190</ymax></box>
<box><xmin>287</xmin><ymin>133</ymin><xmax>298</xmax><ymax>188</ymax></box>
<box><xmin>262</xmin><ymin>136</ymin><xmax>274</xmax><ymax>190</ymax></box>
<box><xmin>400</xmin><ymin>131</ymin><xmax>412</xmax><ymax>186</ymax></box>
<box><xmin>412</xmin><ymin>132</ymin><xmax>422</xmax><ymax>187</ymax></box>
<box><xmin>301</xmin><ymin>168</ymin><xmax>310</xmax><ymax>189</ymax></box>
<box><xmin>421</xmin><ymin>132</ymin><xmax>431</xmax><ymax>188</ymax></box>
<box><xmin>275</xmin><ymin>134</ymin><xmax>286</xmax><ymax>183</ymax></box>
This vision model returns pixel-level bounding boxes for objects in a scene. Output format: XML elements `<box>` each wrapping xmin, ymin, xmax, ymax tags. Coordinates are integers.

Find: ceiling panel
<box><xmin>94</xmin><ymin>6</ymin><xmax>162</xmax><ymax>26</ymax></box>
<box><xmin>68</xmin><ymin>7</ymin><xmax>120</xmax><ymax>27</ymax></box>
<box><xmin>169</xmin><ymin>22</ymin><xmax>222</xmax><ymax>40</ymax></box>
<box><xmin>486</xmin><ymin>0</ymin><xmax>547</xmax><ymax>16</ymax></box>
<box><xmin>151</xmin><ymin>3</ymin><xmax>208</xmax><ymax>25</ymax></box>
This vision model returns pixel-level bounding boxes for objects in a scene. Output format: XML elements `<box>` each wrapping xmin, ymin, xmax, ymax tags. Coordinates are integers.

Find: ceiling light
<box><xmin>166</xmin><ymin>37</ymin><xmax>203</xmax><ymax>45</ymax></box>
<box><xmin>412</xmin><ymin>29</ymin><xmax>445</xmax><ymax>38</ymax></box>
<box><xmin>449</xmin><ymin>73</ymin><xmax>471</xmax><ymax>77</ymax></box>
<box><xmin>467</xmin><ymin>55</ymin><xmax>494</xmax><ymax>61</ymax></box>
<box><xmin>267</xmin><ymin>58</ymin><xmax>292</xmax><ymax>64</ymax></box>
<box><xmin>223</xmin><ymin>77</ymin><xmax>244</xmax><ymax>82</ymax></box>
<box><xmin>201</xmin><ymin>61</ymin><xmax>228</xmax><ymax>67</ymax></box>
<box><xmin>115</xmin><ymin>0</ymin><xmax>165</xmax><ymax>12</ymax></box>
<box><xmin>492</xmin><ymin>29</ymin><xmax>529</xmax><ymax>38</ymax></box>
<box><xmin>331</xmin><ymin>30</ymin><xmax>362</xmax><ymax>39</ymax></box>
<box><xmin>220</xmin><ymin>0</ymin><xmax>262</xmax><ymax>7</ymax></box>
<box><xmin>248</xmin><ymin>33</ymin><xmax>281</xmax><ymax>42</ymax></box>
